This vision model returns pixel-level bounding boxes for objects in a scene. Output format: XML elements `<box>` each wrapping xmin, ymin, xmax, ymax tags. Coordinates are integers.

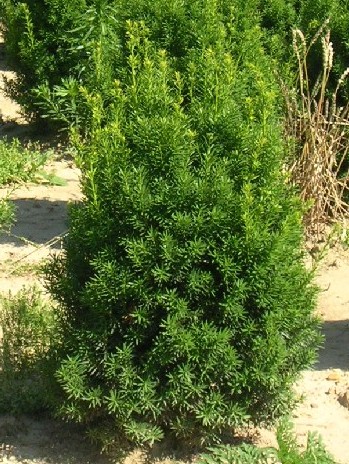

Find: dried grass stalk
<box><xmin>284</xmin><ymin>24</ymin><xmax>349</xmax><ymax>239</ymax></box>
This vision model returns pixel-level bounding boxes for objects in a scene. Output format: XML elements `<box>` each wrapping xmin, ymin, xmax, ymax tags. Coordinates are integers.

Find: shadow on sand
<box><xmin>314</xmin><ymin>319</ymin><xmax>349</xmax><ymax>371</ymax></box>
<box><xmin>0</xmin><ymin>198</ymin><xmax>74</xmax><ymax>249</ymax></box>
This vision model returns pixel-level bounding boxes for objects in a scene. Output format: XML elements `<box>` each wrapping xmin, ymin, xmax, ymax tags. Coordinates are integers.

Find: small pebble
<box><xmin>338</xmin><ymin>391</ymin><xmax>349</xmax><ymax>409</ymax></box>
<box><xmin>327</xmin><ymin>371</ymin><xmax>342</xmax><ymax>381</ymax></box>
<box><xmin>326</xmin><ymin>386</ymin><xmax>337</xmax><ymax>395</ymax></box>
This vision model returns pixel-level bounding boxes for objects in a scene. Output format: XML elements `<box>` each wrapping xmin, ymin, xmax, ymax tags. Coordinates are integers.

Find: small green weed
<box><xmin>0</xmin><ymin>137</ymin><xmax>65</xmax><ymax>231</ymax></box>
<box><xmin>36</xmin><ymin>170</ymin><xmax>68</xmax><ymax>186</ymax></box>
<box><xmin>0</xmin><ymin>259</ymin><xmax>44</xmax><ymax>277</ymax></box>
<box><xmin>0</xmin><ymin>196</ymin><xmax>15</xmax><ymax>230</ymax></box>
<box><xmin>198</xmin><ymin>420</ymin><xmax>338</xmax><ymax>464</ymax></box>
<box><xmin>0</xmin><ymin>137</ymin><xmax>50</xmax><ymax>185</ymax></box>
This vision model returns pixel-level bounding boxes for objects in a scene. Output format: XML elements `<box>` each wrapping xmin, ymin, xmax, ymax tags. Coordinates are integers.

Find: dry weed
<box><xmin>284</xmin><ymin>23</ymin><xmax>349</xmax><ymax>239</ymax></box>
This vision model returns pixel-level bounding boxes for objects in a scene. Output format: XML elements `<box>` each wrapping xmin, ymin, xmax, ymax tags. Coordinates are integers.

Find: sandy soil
<box><xmin>0</xmin><ymin>38</ymin><xmax>348</xmax><ymax>464</ymax></box>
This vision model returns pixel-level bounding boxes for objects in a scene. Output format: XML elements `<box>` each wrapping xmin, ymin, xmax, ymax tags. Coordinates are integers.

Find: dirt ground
<box><xmin>0</xmin><ymin>39</ymin><xmax>348</xmax><ymax>464</ymax></box>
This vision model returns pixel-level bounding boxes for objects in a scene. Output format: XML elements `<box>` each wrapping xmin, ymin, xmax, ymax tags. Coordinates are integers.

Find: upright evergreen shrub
<box><xmin>45</xmin><ymin>1</ymin><xmax>321</xmax><ymax>446</ymax></box>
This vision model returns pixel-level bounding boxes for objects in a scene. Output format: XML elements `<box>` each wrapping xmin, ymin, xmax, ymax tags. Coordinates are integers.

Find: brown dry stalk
<box><xmin>285</xmin><ymin>25</ymin><xmax>349</xmax><ymax>239</ymax></box>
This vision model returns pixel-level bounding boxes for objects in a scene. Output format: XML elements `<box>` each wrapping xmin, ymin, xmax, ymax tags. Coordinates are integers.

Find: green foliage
<box><xmin>0</xmin><ymin>287</ymin><xmax>61</xmax><ymax>413</ymax></box>
<box><xmin>45</xmin><ymin>1</ymin><xmax>321</xmax><ymax>447</ymax></box>
<box><xmin>257</xmin><ymin>0</ymin><xmax>297</xmax><ymax>62</ymax></box>
<box><xmin>200</xmin><ymin>443</ymin><xmax>276</xmax><ymax>464</ymax></box>
<box><xmin>0</xmin><ymin>197</ymin><xmax>15</xmax><ymax>231</ymax></box>
<box><xmin>0</xmin><ymin>0</ymin><xmax>294</xmax><ymax>129</ymax></box>
<box><xmin>0</xmin><ymin>0</ymin><xmax>88</xmax><ymax>118</ymax></box>
<box><xmin>3</xmin><ymin>0</ymin><xmax>349</xmax><ymax>123</ymax></box>
<box><xmin>0</xmin><ymin>137</ymin><xmax>49</xmax><ymax>185</ymax></box>
<box><xmin>0</xmin><ymin>137</ymin><xmax>52</xmax><ymax>231</ymax></box>
<box><xmin>198</xmin><ymin>420</ymin><xmax>338</xmax><ymax>464</ymax></box>
<box><xmin>276</xmin><ymin>420</ymin><xmax>338</xmax><ymax>463</ymax></box>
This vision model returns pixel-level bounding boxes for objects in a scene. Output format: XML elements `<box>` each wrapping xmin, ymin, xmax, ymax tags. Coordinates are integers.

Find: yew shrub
<box><xmin>45</xmin><ymin>1</ymin><xmax>321</xmax><ymax>446</ymax></box>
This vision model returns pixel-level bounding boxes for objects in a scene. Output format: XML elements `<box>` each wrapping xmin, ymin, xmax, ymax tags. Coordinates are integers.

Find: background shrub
<box><xmin>6</xmin><ymin>0</ymin><xmax>349</xmax><ymax>128</ymax></box>
<box><xmin>0</xmin><ymin>0</ymin><xmax>87</xmax><ymax>119</ymax></box>
<box><xmin>2</xmin><ymin>0</ymin><xmax>260</xmax><ymax>129</ymax></box>
<box><xmin>0</xmin><ymin>287</ymin><xmax>61</xmax><ymax>413</ymax></box>
<box><xmin>45</xmin><ymin>0</ymin><xmax>322</xmax><ymax>446</ymax></box>
<box><xmin>3</xmin><ymin>0</ymin><xmax>349</xmax><ymax>130</ymax></box>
